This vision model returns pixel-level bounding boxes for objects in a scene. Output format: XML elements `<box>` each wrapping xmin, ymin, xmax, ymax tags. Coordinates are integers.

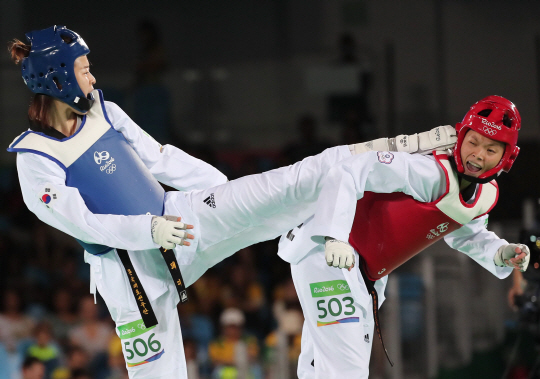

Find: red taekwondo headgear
<box><xmin>453</xmin><ymin>95</ymin><xmax>521</xmax><ymax>184</ymax></box>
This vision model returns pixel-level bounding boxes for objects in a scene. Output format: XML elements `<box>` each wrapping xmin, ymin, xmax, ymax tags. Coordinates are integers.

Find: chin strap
<box><xmin>73</xmin><ymin>92</ymin><xmax>95</xmax><ymax>113</ymax></box>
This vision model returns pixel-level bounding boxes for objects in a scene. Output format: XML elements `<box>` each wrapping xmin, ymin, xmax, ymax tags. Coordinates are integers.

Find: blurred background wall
<box><xmin>0</xmin><ymin>1</ymin><xmax>539</xmax><ymax>379</ymax></box>
<box><xmin>2</xmin><ymin>0</ymin><xmax>540</xmax><ymax>149</ymax></box>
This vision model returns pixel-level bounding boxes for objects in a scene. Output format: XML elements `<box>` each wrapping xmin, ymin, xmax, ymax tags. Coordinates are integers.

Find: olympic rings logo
<box><xmin>106</xmin><ymin>164</ymin><xmax>116</xmax><ymax>174</ymax></box>
<box><xmin>337</xmin><ymin>284</ymin><xmax>349</xmax><ymax>291</ymax></box>
<box><xmin>94</xmin><ymin>151</ymin><xmax>110</xmax><ymax>164</ymax></box>
<box><xmin>482</xmin><ymin>126</ymin><xmax>497</xmax><ymax>136</ymax></box>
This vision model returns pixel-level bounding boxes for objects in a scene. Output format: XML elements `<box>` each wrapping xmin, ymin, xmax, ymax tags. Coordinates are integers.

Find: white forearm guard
<box><xmin>349</xmin><ymin>137</ymin><xmax>393</xmax><ymax>154</ymax></box>
<box><xmin>350</xmin><ymin>125</ymin><xmax>457</xmax><ymax>155</ymax></box>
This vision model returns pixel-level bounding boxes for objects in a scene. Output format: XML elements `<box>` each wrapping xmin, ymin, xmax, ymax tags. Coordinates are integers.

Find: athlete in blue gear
<box><xmin>7</xmin><ymin>26</ymin><xmax>458</xmax><ymax>378</ymax></box>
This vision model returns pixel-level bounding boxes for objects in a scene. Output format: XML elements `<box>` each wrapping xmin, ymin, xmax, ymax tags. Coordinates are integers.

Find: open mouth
<box><xmin>466</xmin><ymin>161</ymin><xmax>482</xmax><ymax>174</ymax></box>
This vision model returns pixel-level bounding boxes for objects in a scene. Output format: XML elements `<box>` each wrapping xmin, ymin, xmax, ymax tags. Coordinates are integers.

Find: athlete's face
<box><xmin>460</xmin><ymin>130</ymin><xmax>505</xmax><ymax>177</ymax></box>
<box><xmin>74</xmin><ymin>55</ymin><xmax>96</xmax><ymax>97</ymax></box>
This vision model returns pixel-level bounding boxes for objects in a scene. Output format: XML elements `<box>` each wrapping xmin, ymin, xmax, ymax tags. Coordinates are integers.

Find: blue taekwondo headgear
<box><xmin>21</xmin><ymin>25</ymin><xmax>94</xmax><ymax>113</ymax></box>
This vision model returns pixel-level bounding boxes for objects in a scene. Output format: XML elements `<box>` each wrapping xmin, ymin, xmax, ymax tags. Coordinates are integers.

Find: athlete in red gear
<box><xmin>279</xmin><ymin>96</ymin><xmax>530</xmax><ymax>379</ymax></box>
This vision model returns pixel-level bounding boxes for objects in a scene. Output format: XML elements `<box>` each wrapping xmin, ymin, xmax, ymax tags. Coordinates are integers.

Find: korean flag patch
<box><xmin>40</xmin><ymin>183</ymin><xmax>59</xmax><ymax>209</ymax></box>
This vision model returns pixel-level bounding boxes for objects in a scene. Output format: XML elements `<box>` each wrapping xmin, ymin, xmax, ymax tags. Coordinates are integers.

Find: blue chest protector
<box><xmin>68</xmin><ymin>127</ymin><xmax>164</xmax><ymax>254</ymax></box>
<box><xmin>8</xmin><ymin>90</ymin><xmax>165</xmax><ymax>255</ymax></box>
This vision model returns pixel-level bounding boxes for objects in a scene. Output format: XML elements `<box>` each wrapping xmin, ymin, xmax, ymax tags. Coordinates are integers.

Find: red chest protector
<box><xmin>348</xmin><ymin>151</ymin><xmax>499</xmax><ymax>281</ymax></box>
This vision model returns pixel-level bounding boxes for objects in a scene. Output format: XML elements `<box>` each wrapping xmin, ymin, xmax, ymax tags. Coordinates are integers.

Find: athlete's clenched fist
<box><xmin>324</xmin><ymin>237</ymin><xmax>355</xmax><ymax>269</ymax></box>
<box><xmin>494</xmin><ymin>243</ymin><xmax>530</xmax><ymax>272</ymax></box>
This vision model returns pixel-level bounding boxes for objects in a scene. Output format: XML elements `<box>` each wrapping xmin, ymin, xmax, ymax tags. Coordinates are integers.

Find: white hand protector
<box><xmin>151</xmin><ymin>215</ymin><xmax>191</xmax><ymax>250</ymax></box>
<box><xmin>494</xmin><ymin>243</ymin><xmax>530</xmax><ymax>272</ymax></box>
<box><xmin>417</xmin><ymin>125</ymin><xmax>457</xmax><ymax>154</ymax></box>
<box><xmin>395</xmin><ymin>125</ymin><xmax>457</xmax><ymax>155</ymax></box>
<box><xmin>349</xmin><ymin>125</ymin><xmax>457</xmax><ymax>155</ymax></box>
<box><xmin>324</xmin><ymin>237</ymin><xmax>355</xmax><ymax>269</ymax></box>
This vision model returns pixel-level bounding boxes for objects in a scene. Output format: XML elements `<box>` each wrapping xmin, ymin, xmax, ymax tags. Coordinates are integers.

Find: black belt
<box><xmin>358</xmin><ymin>256</ymin><xmax>394</xmax><ymax>367</ymax></box>
<box><xmin>117</xmin><ymin>247</ymin><xmax>188</xmax><ymax>328</ymax></box>
<box><xmin>159</xmin><ymin>247</ymin><xmax>189</xmax><ymax>304</ymax></box>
